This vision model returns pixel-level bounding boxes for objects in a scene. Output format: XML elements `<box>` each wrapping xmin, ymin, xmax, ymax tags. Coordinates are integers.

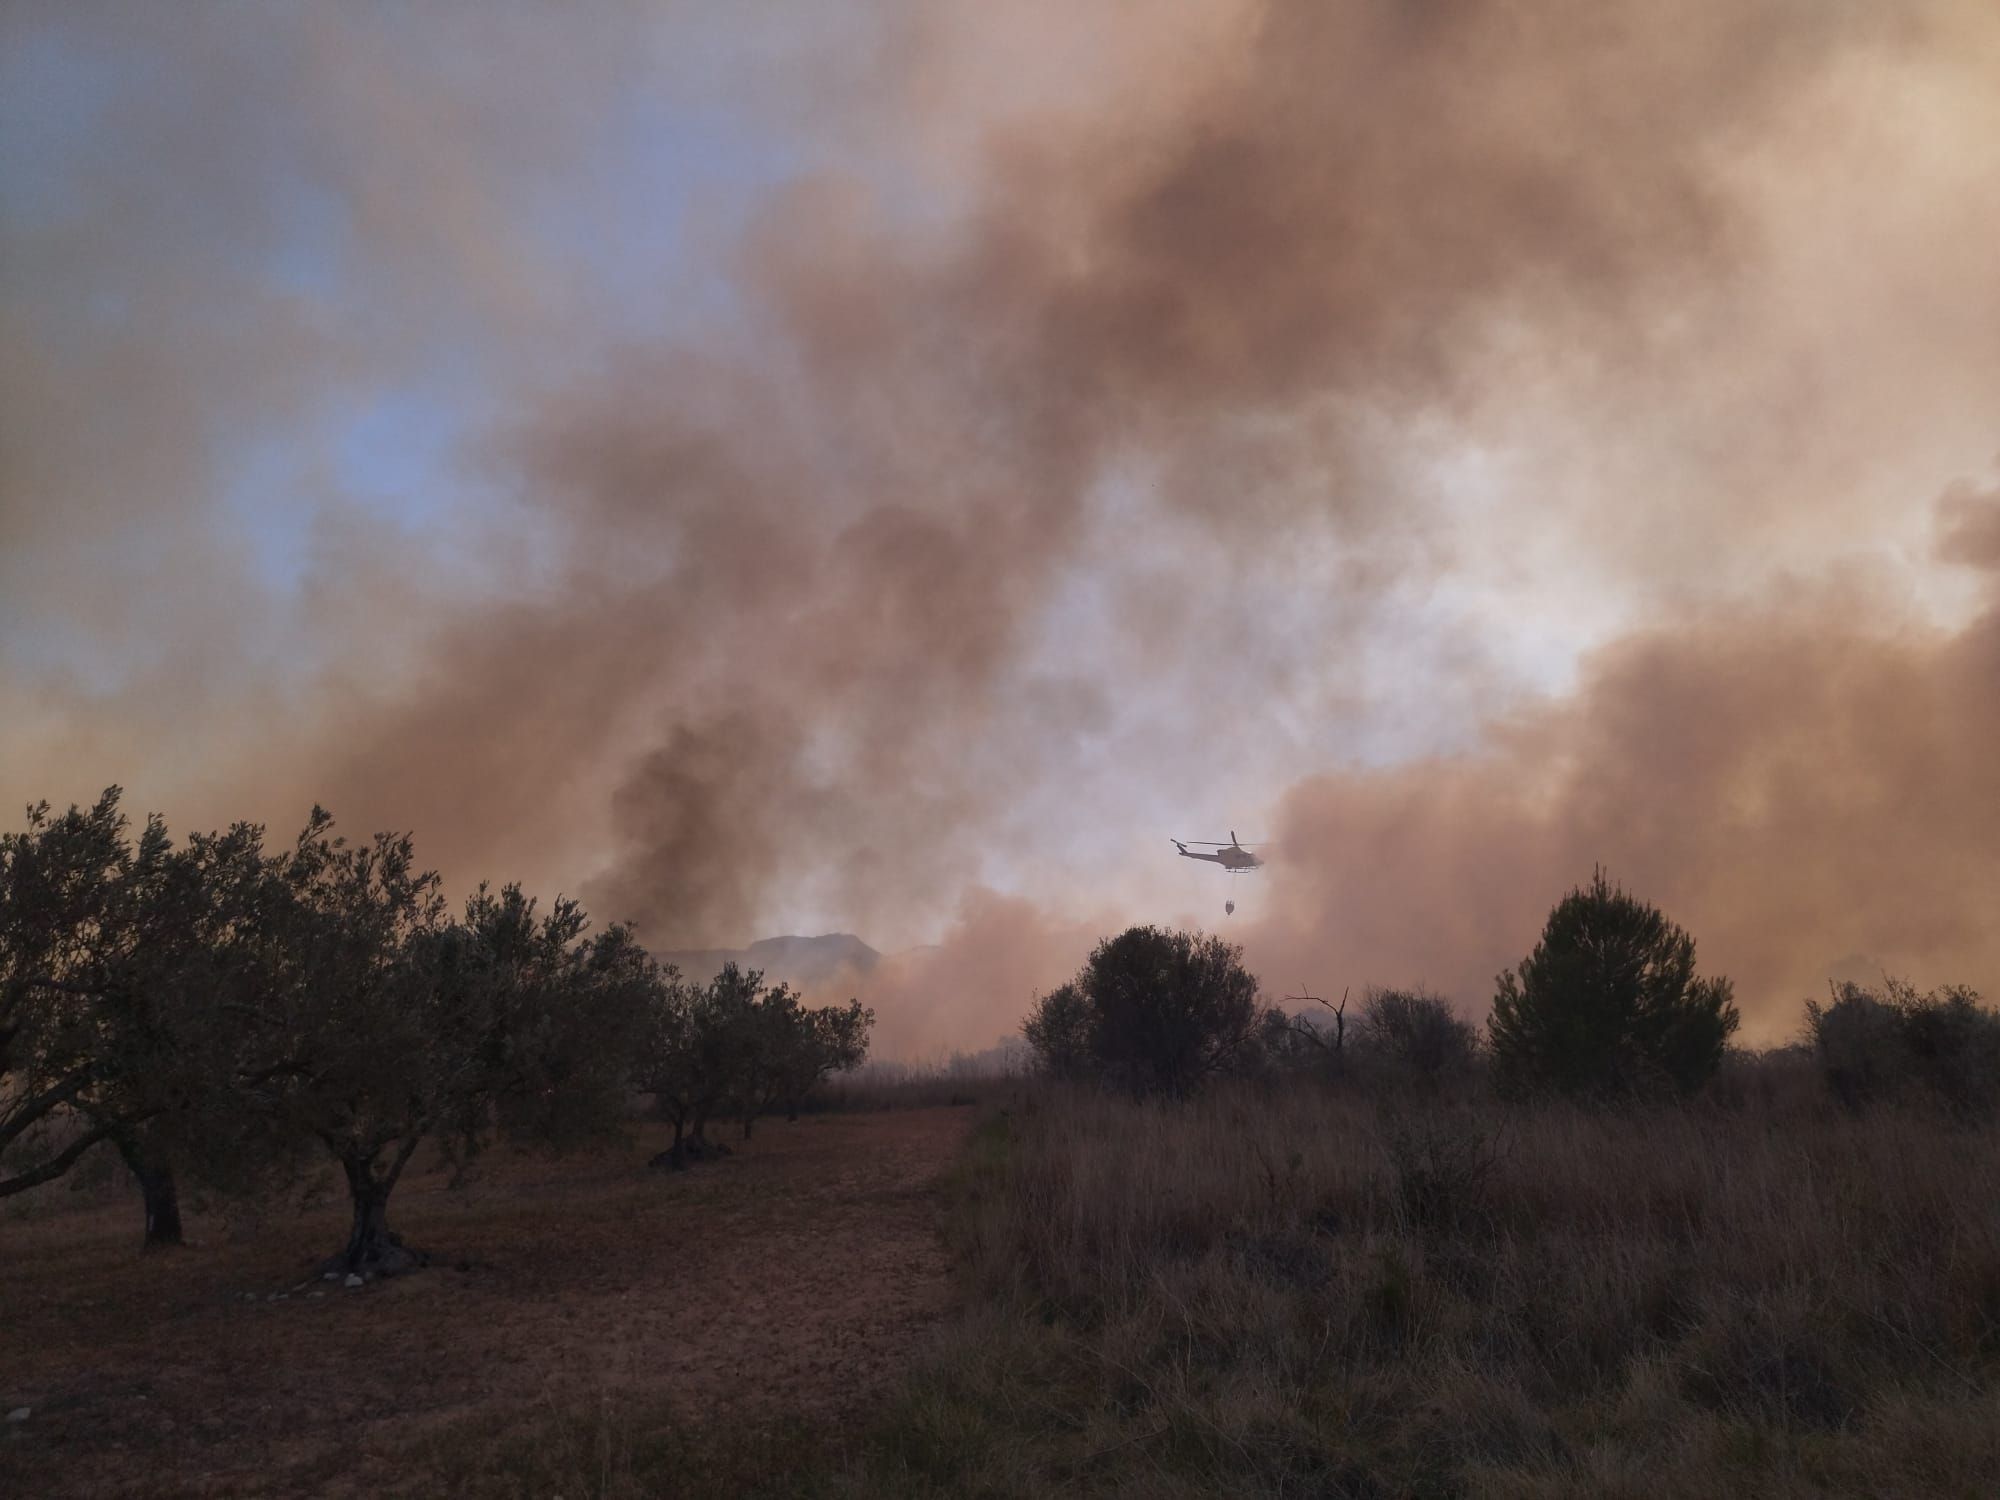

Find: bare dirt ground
<box><xmin>0</xmin><ymin>1107</ymin><xmax>974</xmax><ymax>1498</ymax></box>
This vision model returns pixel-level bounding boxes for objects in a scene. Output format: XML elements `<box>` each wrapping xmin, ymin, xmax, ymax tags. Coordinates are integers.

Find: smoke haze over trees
<box><xmin>5</xmin><ymin>2</ymin><xmax>1999</xmax><ymax>1053</ymax></box>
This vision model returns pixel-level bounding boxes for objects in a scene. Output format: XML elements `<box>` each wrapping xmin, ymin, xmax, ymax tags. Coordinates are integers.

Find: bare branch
<box><xmin>0</xmin><ymin>1116</ymin><xmax>124</xmax><ymax>1198</ymax></box>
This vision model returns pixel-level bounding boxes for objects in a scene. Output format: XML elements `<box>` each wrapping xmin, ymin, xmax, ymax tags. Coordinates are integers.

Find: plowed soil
<box><xmin>0</xmin><ymin>1108</ymin><xmax>973</xmax><ymax>1497</ymax></box>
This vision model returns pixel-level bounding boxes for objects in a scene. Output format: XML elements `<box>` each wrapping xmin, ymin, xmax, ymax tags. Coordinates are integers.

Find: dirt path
<box><xmin>0</xmin><ymin>1107</ymin><xmax>975</xmax><ymax>1497</ymax></box>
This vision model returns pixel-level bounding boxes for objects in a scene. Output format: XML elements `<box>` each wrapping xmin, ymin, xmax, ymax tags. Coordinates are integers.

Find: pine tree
<box><xmin>1489</xmin><ymin>868</ymin><xmax>1737</xmax><ymax>1098</ymax></box>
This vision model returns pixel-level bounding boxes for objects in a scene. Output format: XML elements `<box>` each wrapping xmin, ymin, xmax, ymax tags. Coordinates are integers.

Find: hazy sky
<box><xmin>4</xmin><ymin>2</ymin><xmax>1997</xmax><ymax>1053</ymax></box>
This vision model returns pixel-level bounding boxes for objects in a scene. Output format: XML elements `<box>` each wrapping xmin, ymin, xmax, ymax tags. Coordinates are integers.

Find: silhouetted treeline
<box><xmin>1025</xmin><ymin>870</ymin><xmax>1993</xmax><ymax>1112</ymax></box>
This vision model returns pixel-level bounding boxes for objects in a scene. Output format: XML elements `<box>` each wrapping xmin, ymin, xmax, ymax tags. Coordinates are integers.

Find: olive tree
<box><xmin>634</xmin><ymin>964</ymin><xmax>872</xmax><ymax>1163</ymax></box>
<box><xmin>242</xmin><ymin>813</ymin><xmax>648</xmax><ymax>1276</ymax></box>
<box><xmin>743</xmin><ymin>990</ymin><xmax>873</xmax><ymax>1129</ymax></box>
<box><xmin>94</xmin><ymin>816</ymin><xmax>279</xmax><ymax>1247</ymax></box>
<box><xmin>631</xmin><ymin>967</ymin><xmax>698</xmax><ymax>1167</ymax></box>
<box><xmin>0</xmin><ymin>791</ymin><xmax>267</xmax><ymax>1247</ymax></box>
<box><xmin>633</xmin><ymin>963</ymin><xmax>761</xmax><ymax>1169</ymax></box>
<box><xmin>1</xmin><ymin>791</ymin><xmax>143</xmax><ymax>1200</ymax></box>
<box><xmin>773</xmin><ymin>995</ymin><xmax>872</xmax><ymax>1121</ymax></box>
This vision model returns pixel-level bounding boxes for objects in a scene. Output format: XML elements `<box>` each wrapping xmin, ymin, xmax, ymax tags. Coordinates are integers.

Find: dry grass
<box><xmin>12</xmin><ymin>1068</ymin><xmax>1999</xmax><ymax>1497</ymax></box>
<box><xmin>811</xmin><ymin>1055</ymin><xmax>1032</xmax><ymax>1114</ymax></box>
<box><xmin>864</xmin><ymin>1071</ymin><xmax>2000</xmax><ymax>1497</ymax></box>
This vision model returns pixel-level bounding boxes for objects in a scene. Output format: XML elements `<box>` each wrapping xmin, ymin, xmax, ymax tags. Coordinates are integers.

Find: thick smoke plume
<box><xmin>1242</xmin><ymin>486</ymin><xmax>2000</xmax><ymax>1043</ymax></box>
<box><xmin>5</xmin><ymin>3</ymin><xmax>1998</xmax><ymax>1051</ymax></box>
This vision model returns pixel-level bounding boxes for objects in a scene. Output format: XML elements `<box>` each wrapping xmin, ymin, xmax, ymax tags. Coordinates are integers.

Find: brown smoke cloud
<box><xmin>832</xmin><ymin>484</ymin><xmax>2000</xmax><ymax>1055</ymax></box>
<box><xmin>488</xmin><ymin>0</ymin><xmax>1944</xmax><ymax>945</ymax></box>
<box><xmin>5</xmin><ymin>3</ymin><xmax>1999</xmax><ymax>1052</ymax></box>
<box><xmin>849</xmin><ymin>889</ymin><xmax>1110</xmax><ymax>1060</ymax></box>
<box><xmin>1239</xmin><ymin>485</ymin><xmax>2000</xmax><ymax>1043</ymax></box>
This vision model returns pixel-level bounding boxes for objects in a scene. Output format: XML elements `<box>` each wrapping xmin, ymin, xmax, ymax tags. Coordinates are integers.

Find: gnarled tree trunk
<box><xmin>653</xmin><ymin>1106</ymin><xmax>730</xmax><ymax>1168</ymax></box>
<box><xmin>114</xmin><ymin>1133</ymin><xmax>184</xmax><ymax>1250</ymax></box>
<box><xmin>329</xmin><ymin>1150</ymin><xmax>429</xmax><ymax>1278</ymax></box>
<box><xmin>648</xmin><ymin>1114</ymin><xmax>687</xmax><ymax>1171</ymax></box>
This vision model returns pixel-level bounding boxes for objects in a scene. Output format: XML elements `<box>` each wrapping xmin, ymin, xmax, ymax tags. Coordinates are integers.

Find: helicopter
<box><xmin>1172</xmin><ymin>832</ymin><xmax>1265</xmax><ymax>873</ymax></box>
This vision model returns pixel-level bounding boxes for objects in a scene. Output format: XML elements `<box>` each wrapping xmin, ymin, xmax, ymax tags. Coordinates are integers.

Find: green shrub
<box><xmin>1356</xmin><ymin>986</ymin><xmax>1479</xmax><ymax>1085</ymax></box>
<box><xmin>1020</xmin><ymin>982</ymin><xmax>1093</xmax><ymax>1082</ymax></box>
<box><xmin>1806</xmin><ymin>977</ymin><xmax>2000</xmax><ymax>1115</ymax></box>
<box><xmin>1021</xmin><ymin>926</ymin><xmax>1264</xmax><ymax>1096</ymax></box>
